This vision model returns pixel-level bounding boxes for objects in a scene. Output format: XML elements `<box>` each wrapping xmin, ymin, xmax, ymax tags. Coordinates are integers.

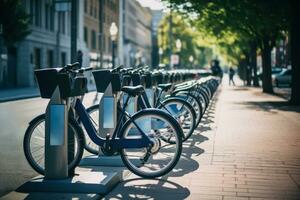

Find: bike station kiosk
<box><xmin>17</xmin><ymin>67</ymin><xmax>125</xmax><ymax>195</ymax></box>
<box><xmin>80</xmin><ymin>70</ymin><xmax>136</xmax><ymax>166</ymax></box>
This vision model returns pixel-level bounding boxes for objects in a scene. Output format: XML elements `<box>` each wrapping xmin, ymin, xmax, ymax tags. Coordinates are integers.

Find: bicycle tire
<box><xmin>119</xmin><ymin>109</ymin><xmax>182</xmax><ymax>178</ymax></box>
<box><xmin>23</xmin><ymin>114</ymin><xmax>84</xmax><ymax>175</ymax></box>
<box><xmin>159</xmin><ymin>97</ymin><xmax>196</xmax><ymax>141</ymax></box>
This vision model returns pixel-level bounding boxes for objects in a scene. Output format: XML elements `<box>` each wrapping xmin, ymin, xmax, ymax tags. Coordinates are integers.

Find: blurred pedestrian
<box><xmin>229</xmin><ymin>67</ymin><xmax>235</xmax><ymax>86</ymax></box>
<box><xmin>211</xmin><ymin>59</ymin><xmax>223</xmax><ymax>79</ymax></box>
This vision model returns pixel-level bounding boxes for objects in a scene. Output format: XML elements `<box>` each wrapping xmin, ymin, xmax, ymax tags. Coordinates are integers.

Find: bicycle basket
<box><xmin>92</xmin><ymin>70</ymin><xmax>111</xmax><ymax>93</ymax></box>
<box><xmin>57</xmin><ymin>74</ymin><xmax>88</xmax><ymax>98</ymax></box>
<box><xmin>122</xmin><ymin>74</ymin><xmax>131</xmax><ymax>86</ymax></box>
<box><xmin>131</xmin><ymin>73</ymin><xmax>141</xmax><ymax>86</ymax></box>
<box><xmin>145</xmin><ymin>73</ymin><xmax>152</xmax><ymax>88</ymax></box>
<box><xmin>35</xmin><ymin>68</ymin><xmax>88</xmax><ymax>99</ymax></box>
<box><xmin>111</xmin><ymin>72</ymin><xmax>121</xmax><ymax>92</ymax></box>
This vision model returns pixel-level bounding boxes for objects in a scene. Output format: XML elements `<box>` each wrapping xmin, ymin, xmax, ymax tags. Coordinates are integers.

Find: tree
<box><xmin>164</xmin><ymin>0</ymin><xmax>289</xmax><ymax>94</ymax></box>
<box><xmin>158</xmin><ymin>12</ymin><xmax>213</xmax><ymax>68</ymax></box>
<box><xmin>289</xmin><ymin>0</ymin><xmax>300</xmax><ymax>105</ymax></box>
<box><xmin>0</xmin><ymin>0</ymin><xmax>30</xmax><ymax>47</ymax></box>
<box><xmin>0</xmin><ymin>0</ymin><xmax>30</xmax><ymax>87</ymax></box>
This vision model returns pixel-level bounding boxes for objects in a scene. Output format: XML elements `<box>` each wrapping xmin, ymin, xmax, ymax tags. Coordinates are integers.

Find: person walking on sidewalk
<box><xmin>229</xmin><ymin>67</ymin><xmax>235</xmax><ymax>86</ymax></box>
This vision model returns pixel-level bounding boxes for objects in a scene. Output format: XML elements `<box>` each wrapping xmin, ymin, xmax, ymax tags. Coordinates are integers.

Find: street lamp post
<box><xmin>159</xmin><ymin>47</ymin><xmax>163</xmax><ymax>65</ymax></box>
<box><xmin>189</xmin><ymin>55</ymin><xmax>194</xmax><ymax>68</ymax></box>
<box><xmin>109</xmin><ymin>22</ymin><xmax>118</xmax><ymax>68</ymax></box>
<box><xmin>176</xmin><ymin>39</ymin><xmax>182</xmax><ymax>67</ymax></box>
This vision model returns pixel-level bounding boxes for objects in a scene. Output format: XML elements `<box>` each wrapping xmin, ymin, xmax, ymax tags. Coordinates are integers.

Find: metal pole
<box><xmin>68</xmin><ymin>0</ymin><xmax>77</xmax><ymax>176</ymax></box>
<box><xmin>112</xmin><ymin>41</ymin><xmax>115</xmax><ymax>68</ymax></box>
<box><xmin>56</xmin><ymin>12</ymin><xmax>61</xmax><ymax>66</ymax></box>
<box><xmin>118</xmin><ymin>0</ymin><xmax>124</xmax><ymax>66</ymax></box>
<box><xmin>99</xmin><ymin>0</ymin><xmax>104</xmax><ymax>68</ymax></box>
<box><xmin>169</xmin><ymin>9</ymin><xmax>173</xmax><ymax>69</ymax></box>
<box><xmin>71</xmin><ymin>0</ymin><xmax>77</xmax><ymax>63</ymax></box>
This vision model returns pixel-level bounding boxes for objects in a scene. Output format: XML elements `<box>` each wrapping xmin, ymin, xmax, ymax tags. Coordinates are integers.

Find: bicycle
<box><xmin>24</xmin><ymin>64</ymin><xmax>183</xmax><ymax>178</ymax></box>
<box><xmin>84</xmin><ymin>67</ymin><xmax>197</xmax><ymax>155</ymax></box>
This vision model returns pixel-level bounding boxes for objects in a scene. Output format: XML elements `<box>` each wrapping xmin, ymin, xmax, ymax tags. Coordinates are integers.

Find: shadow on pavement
<box><xmin>165</xmin><ymin>92</ymin><xmax>219</xmax><ymax>178</ymax></box>
<box><xmin>237</xmin><ymin>101</ymin><xmax>300</xmax><ymax>113</ymax></box>
<box><xmin>105</xmin><ymin>178</ymin><xmax>190</xmax><ymax>200</ymax></box>
<box><xmin>232</xmin><ymin>87</ymin><xmax>249</xmax><ymax>91</ymax></box>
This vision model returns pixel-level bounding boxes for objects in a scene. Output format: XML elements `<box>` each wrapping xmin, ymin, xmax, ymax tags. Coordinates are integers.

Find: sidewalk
<box><xmin>0</xmin><ymin>84</ymin><xmax>96</xmax><ymax>103</ymax></box>
<box><xmin>0</xmin><ymin>87</ymin><xmax>39</xmax><ymax>103</ymax></box>
<box><xmin>103</xmin><ymin>80</ymin><xmax>300</xmax><ymax>199</ymax></box>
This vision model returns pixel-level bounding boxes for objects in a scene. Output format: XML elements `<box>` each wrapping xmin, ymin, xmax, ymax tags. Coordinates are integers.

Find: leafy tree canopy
<box><xmin>0</xmin><ymin>0</ymin><xmax>31</xmax><ymax>48</ymax></box>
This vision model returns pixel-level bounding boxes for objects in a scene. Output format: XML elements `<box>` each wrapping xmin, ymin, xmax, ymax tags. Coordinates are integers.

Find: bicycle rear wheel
<box><xmin>23</xmin><ymin>114</ymin><xmax>84</xmax><ymax>175</ymax></box>
<box><xmin>120</xmin><ymin>109</ymin><xmax>182</xmax><ymax>178</ymax></box>
<box><xmin>159</xmin><ymin>97</ymin><xmax>196</xmax><ymax>142</ymax></box>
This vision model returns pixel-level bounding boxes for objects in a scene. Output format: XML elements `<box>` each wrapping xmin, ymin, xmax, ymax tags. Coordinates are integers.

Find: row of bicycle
<box><xmin>23</xmin><ymin>63</ymin><xmax>220</xmax><ymax>179</ymax></box>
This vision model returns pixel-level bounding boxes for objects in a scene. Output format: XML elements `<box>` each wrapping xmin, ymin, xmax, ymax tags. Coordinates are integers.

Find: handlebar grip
<box><xmin>65</xmin><ymin>62</ymin><xmax>80</xmax><ymax>70</ymax></box>
<box><xmin>78</xmin><ymin>67</ymin><xmax>93</xmax><ymax>73</ymax></box>
<box><xmin>111</xmin><ymin>65</ymin><xmax>123</xmax><ymax>73</ymax></box>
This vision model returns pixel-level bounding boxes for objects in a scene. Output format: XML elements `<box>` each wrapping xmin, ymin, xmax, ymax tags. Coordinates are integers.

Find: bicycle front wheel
<box><xmin>120</xmin><ymin>109</ymin><xmax>182</xmax><ymax>178</ymax></box>
<box><xmin>23</xmin><ymin>114</ymin><xmax>84</xmax><ymax>175</ymax></box>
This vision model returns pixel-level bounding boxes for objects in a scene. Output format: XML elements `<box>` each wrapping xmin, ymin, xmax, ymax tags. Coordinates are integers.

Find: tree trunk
<box><xmin>237</xmin><ymin>59</ymin><xmax>246</xmax><ymax>85</ymax></box>
<box><xmin>245</xmin><ymin>53</ymin><xmax>251</xmax><ymax>86</ymax></box>
<box><xmin>290</xmin><ymin>0</ymin><xmax>300</xmax><ymax>105</ymax></box>
<box><xmin>261</xmin><ymin>36</ymin><xmax>273</xmax><ymax>93</ymax></box>
<box><xmin>250</xmin><ymin>41</ymin><xmax>259</xmax><ymax>87</ymax></box>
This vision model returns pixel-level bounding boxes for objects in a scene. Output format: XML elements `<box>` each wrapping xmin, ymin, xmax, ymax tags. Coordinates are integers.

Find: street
<box><xmin>0</xmin><ymin>92</ymin><xmax>97</xmax><ymax>196</ymax></box>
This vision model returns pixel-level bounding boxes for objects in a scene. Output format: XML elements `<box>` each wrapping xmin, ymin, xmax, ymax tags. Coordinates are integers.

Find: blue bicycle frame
<box><xmin>74</xmin><ymin>97</ymin><xmax>154</xmax><ymax>149</ymax></box>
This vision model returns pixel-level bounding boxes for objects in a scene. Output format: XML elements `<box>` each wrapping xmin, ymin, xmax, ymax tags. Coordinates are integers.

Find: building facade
<box><xmin>0</xmin><ymin>0</ymin><xmax>88</xmax><ymax>87</ymax></box>
<box><xmin>120</xmin><ymin>0</ymin><xmax>152</xmax><ymax>67</ymax></box>
<box><xmin>0</xmin><ymin>0</ymin><xmax>153</xmax><ymax>88</ymax></box>
<box><xmin>83</xmin><ymin>0</ymin><xmax>119</xmax><ymax>69</ymax></box>
<box><xmin>151</xmin><ymin>10</ymin><xmax>163</xmax><ymax>68</ymax></box>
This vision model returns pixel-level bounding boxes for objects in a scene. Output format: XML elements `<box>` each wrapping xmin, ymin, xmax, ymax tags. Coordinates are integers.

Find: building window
<box><xmin>84</xmin><ymin>0</ymin><xmax>88</xmax><ymax>13</ymax></box>
<box><xmin>34</xmin><ymin>48</ymin><xmax>41</xmax><ymax>69</ymax></box>
<box><xmin>91</xmin><ymin>30</ymin><xmax>96</xmax><ymax>50</ymax></box>
<box><xmin>94</xmin><ymin>7</ymin><xmax>97</xmax><ymax>18</ymax></box>
<box><xmin>35</xmin><ymin>0</ymin><xmax>42</xmax><ymax>27</ymax></box>
<box><xmin>59</xmin><ymin>12</ymin><xmax>66</xmax><ymax>34</ymax></box>
<box><xmin>50</xmin><ymin>4</ymin><xmax>54</xmax><ymax>31</ymax></box>
<box><xmin>31</xmin><ymin>0</ymin><xmax>42</xmax><ymax>27</ymax></box>
<box><xmin>30</xmin><ymin>0</ymin><xmax>34</xmax><ymax>24</ymax></box>
<box><xmin>47</xmin><ymin>50</ymin><xmax>54</xmax><ymax>67</ymax></box>
<box><xmin>90</xmin><ymin>0</ymin><xmax>93</xmax><ymax>16</ymax></box>
<box><xmin>61</xmin><ymin>52</ymin><xmax>67</xmax><ymax>66</ymax></box>
<box><xmin>84</xmin><ymin>26</ymin><xmax>88</xmax><ymax>46</ymax></box>
<box><xmin>45</xmin><ymin>4</ymin><xmax>49</xmax><ymax>29</ymax></box>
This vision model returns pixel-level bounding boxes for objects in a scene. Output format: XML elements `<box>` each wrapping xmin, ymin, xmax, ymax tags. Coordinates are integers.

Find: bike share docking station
<box><xmin>16</xmin><ymin>67</ymin><xmax>123</xmax><ymax>195</ymax></box>
<box><xmin>80</xmin><ymin>70</ymin><xmax>148</xmax><ymax>167</ymax></box>
<box><xmin>80</xmin><ymin>70</ymin><xmax>134</xmax><ymax>167</ymax></box>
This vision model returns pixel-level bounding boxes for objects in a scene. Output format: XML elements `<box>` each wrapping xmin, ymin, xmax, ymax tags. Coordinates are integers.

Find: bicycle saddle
<box><xmin>173</xmin><ymin>83</ymin><xmax>196</xmax><ymax>93</ymax></box>
<box><xmin>158</xmin><ymin>83</ymin><xmax>172</xmax><ymax>91</ymax></box>
<box><xmin>121</xmin><ymin>85</ymin><xmax>144</xmax><ymax>96</ymax></box>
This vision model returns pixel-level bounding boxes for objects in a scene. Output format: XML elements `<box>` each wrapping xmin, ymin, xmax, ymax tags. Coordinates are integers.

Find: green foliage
<box><xmin>158</xmin><ymin>12</ymin><xmax>213</xmax><ymax>68</ymax></box>
<box><xmin>0</xmin><ymin>0</ymin><xmax>31</xmax><ymax>47</ymax></box>
<box><xmin>163</xmin><ymin>0</ymin><xmax>290</xmax><ymax>65</ymax></box>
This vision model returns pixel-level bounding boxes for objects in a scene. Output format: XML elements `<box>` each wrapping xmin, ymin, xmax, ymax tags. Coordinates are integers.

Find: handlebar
<box><xmin>78</xmin><ymin>67</ymin><xmax>93</xmax><ymax>73</ymax></box>
<box><xmin>65</xmin><ymin>62</ymin><xmax>80</xmax><ymax>70</ymax></box>
<box><xmin>111</xmin><ymin>65</ymin><xmax>123</xmax><ymax>73</ymax></box>
<box><xmin>60</xmin><ymin>62</ymin><xmax>93</xmax><ymax>74</ymax></box>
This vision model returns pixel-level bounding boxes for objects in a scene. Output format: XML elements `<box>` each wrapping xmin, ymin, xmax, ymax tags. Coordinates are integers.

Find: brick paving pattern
<box><xmin>103</xmin><ymin>82</ymin><xmax>300</xmax><ymax>200</ymax></box>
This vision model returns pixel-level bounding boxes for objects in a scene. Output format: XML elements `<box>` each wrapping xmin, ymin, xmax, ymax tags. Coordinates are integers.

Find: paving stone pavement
<box><xmin>103</xmin><ymin>81</ymin><xmax>300</xmax><ymax>200</ymax></box>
